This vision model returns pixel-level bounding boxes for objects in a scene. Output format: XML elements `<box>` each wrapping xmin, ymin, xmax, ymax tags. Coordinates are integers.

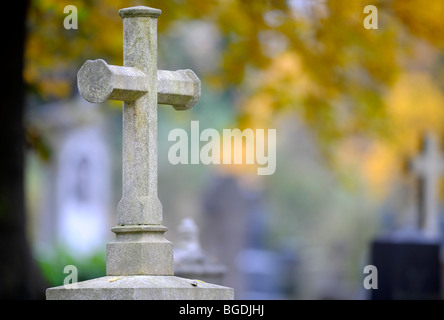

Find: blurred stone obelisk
<box><xmin>46</xmin><ymin>6</ymin><xmax>233</xmax><ymax>299</ymax></box>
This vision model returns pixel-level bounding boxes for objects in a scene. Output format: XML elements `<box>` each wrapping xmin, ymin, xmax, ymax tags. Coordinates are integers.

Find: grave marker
<box><xmin>46</xmin><ymin>6</ymin><xmax>233</xmax><ymax>300</ymax></box>
<box><xmin>370</xmin><ymin>132</ymin><xmax>442</xmax><ymax>300</ymax></box>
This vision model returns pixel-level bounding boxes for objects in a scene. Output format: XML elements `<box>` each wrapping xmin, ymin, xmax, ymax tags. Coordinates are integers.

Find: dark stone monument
<box><xmin>371</xmin><ymin>230</ymin><xmax>441</xmax><ymax>299</ymax></box>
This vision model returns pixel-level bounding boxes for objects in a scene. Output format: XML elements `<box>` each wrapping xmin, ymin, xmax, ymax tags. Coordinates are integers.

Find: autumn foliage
<box><xmin>25</xmin><ymin>0</ymin><xmax>444</xmax><ymax>198</ymax></box>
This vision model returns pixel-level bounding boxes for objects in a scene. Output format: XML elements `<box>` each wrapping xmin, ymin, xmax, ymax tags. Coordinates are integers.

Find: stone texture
<box><xmin>119</xmin><ymin>6</ymin><xmax>162</xmax><ymax>18</ymax></box>
<box><xmin>106</xmin><ymin>225</ymin><xmax>174</xmax><ymax>275</ymax></box>
<box><xmin>77</xmin><ymin>59</ymin><xmax>149</xmax><ymax>103</ymax></box>
<box><xmin>78</xmin><ymin>59</ymin><xmax>201</xmax><ymax>110</ymax></box>
<box><xmin>46</xmin><ymin>5</ymin><xmax>233</xmax><ymax>300</ymax></box>
<box><xmin>158</xmin><ymin>69</ymin><xmax>201</xmax><ymax>110</ymax></box>
<box><xmin>46</xmin><ymin>276</ymin><xmax>234</xmax><ymax>300</ymax></box>
<box><xmin>118</xmin><ymin>8</ymin><xmax>161</xmax><ymax>227</ymax></box>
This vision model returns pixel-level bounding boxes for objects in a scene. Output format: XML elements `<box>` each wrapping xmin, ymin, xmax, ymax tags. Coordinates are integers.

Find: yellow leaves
<box><xmin>32</xmin><ymin>0</ymin><xmax>65</xmax><ymax>13</ymax></box>
<box><xmin>387</xmin><ymin>72</ymin><xmax>444</xmax><ymax>152</ymax></box>
<box><xmin>240</xmin><ymin>50</ymin><xmax>334</xmax><ymax>137</ymax></box>
<box><xmin>23</xmin><ymin>0</ymin><xmax>444</xmax><ymax>194</ymax></box>
<box><xmin>252</xmin><ymin>53</ymin><xmax>308</xmax><ymax>98</ymax></box>
<box><xmin>241</xmin><ymin>93</ymin><xmax>273</xmax><ymax>130</ymax></box>
<box><xmin>263</xmin><ymin>51</ymin><xmax>303</xmax><ymax>84</ymax></box>
<box><xmin>238</xmin><ymin>52</ymin><xmax>301</xmax><ymax>131</ymax></box>
<box><xmin>218</xmin><ymin>0</ymin><xmax>252</xmax><ymax>36</ymax></box>
<box><xmin>392</xmin><ymin>0</ymin><xmax>444</xmax><ymax>48</ymax></box>
<box><xmin>25</xmin><ymin>0</ymin><xmax>130</xmax><ymax>99</ymax></box>
<box><xmin>360</xmin><ymin>142</ymin><xmax>399</xmax><ymax>198</ymax></box>
<box><xmin>39</xmin><ymin>77</ymin><xmax>71</xmax><ymax>99</ymax></box>
<box><xmin>339</xmin><ymin>71</ymin><xmax>444</xmax><ymax>199</ymax></box>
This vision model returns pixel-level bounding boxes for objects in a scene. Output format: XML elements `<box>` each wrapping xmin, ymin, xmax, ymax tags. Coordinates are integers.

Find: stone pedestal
<box><xmin>46</xmin><ymin>276</ymin><xmax>233</xmax><ymax>300</ymax></box>
<box><xmin>106</xmin><ymin>225</ymin><xmax>174</xmax><ymax>276</ymax></box>
<box><xmin>46</xmin><ymin>222</ymin><xmax>233</xmax><ymax>300</ymax></box>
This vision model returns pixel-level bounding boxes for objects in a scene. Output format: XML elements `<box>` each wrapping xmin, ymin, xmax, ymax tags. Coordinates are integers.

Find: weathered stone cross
<box><xmin>410</xmin><ymin>132</ymin><xmax>444</xmax><ymax>238</ymax></box>
<box><xmin>77</xmin><ymin>6</ymin><xmax>200</xmax><ymax>275</ymax></box>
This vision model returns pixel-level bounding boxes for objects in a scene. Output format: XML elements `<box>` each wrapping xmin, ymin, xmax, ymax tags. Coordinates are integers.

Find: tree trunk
<box><xmin>0</xmin><ymin>1</ymin><xmax>48</xmax><ymax>299</ymax></box>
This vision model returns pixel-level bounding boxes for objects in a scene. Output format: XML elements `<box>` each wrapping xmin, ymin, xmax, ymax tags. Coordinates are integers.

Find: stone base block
<box><xmin>46</xmin><ymin>276</ymin><xmax>234</xmax><ymax>300</ymax></box>
<box><xmin>106</xmin><ymin>241</ymin><xmax>174</xmax><ymax>275</ymax></box>
<box><xmin>106</xmin><ymin>225</ymin><xmax>174</xmax><ymax>275</ymax></box>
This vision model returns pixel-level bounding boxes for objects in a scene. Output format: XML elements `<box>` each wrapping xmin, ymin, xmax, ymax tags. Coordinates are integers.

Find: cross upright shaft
<box><xmin>118</xmin><ymin>7</ymin><xmax>162</xmax><ymax>225</ymax></box>
<box><xmin>77</xmin><ymin>6</ymin><xmax>200</xmax><ymax>276</ymax></box>
<box><xmin>78</xmin><ymin>6</ymin><xmax>200</xmax><ymax>226</ymax></box>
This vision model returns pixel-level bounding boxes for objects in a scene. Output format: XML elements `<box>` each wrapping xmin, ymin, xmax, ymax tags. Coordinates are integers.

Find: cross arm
<box><xmin>157</xmin><ymin>69</ymin><xmax>200</xmax><ymax>110</ymax></box>
<box><xmin>77</xmin><ymin>59</ymin><xmax>201</xmax><ymax>110</ymax></box>
<box><xmin>77</xmin><ymin>59</ymin><xmax>148</xmax><ymax>103</ymax></box>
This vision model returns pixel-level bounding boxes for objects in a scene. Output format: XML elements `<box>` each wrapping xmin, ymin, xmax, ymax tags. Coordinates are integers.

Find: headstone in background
<box><xmin>202</xmin><ymin>175</ymin><xmax>249</xmax><ymax>296</ymax></box>
<box><xmin>47</xmin><ymin>6</ymin><xmax>233</xmax><ymax>300</ymax></box>
<box><xmin>371</xmin><ymin>231</ymin><xmax>440</xmax><ymax>299</ymax></box>
<box><xmin>173</xmin><ymin>218</ymin><xmax>226</xmax><ymax>285</ymax></box>
<box><xmin>56</xmin><ymin>126</ymin><xmax>111</xmax><ymax>255</ymax></box>
<box><xmin>237</xmin><ymin>189</ymin><xmax>298</xmax><ymax>299</ymax></box>
<box><xmin>202</xmin><ymin>174</ymin><xmax>298</xmax><ymax>299</ymax></box>
<box><xmin>370</xmin><ymin>132</ymin><xmax>442</xmax><ymax>300</ymax></box>
<box><xmin>27</xmin><ymin>96</ymin><xmax>113</xmax><ymax>256</ymax></box>
<box><xmin>316</xmin><ymin>241</ymin><xmax>353</xmax><ymax>299</ymax></box>
<box><xmin>236</xmin><ymin>248</ymin><xmax>288</xmax><ymax>300</ymax></box>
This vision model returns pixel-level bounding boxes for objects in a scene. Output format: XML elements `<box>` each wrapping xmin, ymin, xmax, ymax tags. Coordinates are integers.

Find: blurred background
<box><xmin>3</xmin><ymin>0</ymin><xmax>444</xmax><ymax>299</ymax></box>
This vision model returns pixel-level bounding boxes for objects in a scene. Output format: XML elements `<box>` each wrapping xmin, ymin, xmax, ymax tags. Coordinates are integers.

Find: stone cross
<box><xmin>410</xmin><ymin>132</ymin><xmax>444</xmax><ymax>238</ymax></box>
<box><xmin>77</xmin><ymin>6</ymin><xmax>200</xmax><ymax>276</ymax></box>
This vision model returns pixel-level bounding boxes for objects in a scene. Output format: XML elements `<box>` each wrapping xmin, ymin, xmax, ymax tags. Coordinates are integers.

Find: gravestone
<box><xmin>173</xmin><ymin>218</ymin><xmax>226</xmax><ymax>285</ymax></box>
<box><xmin>27</xmin><ymin>96</ymin><xmax>113</xmax><ymax>256</ymax></box>
<box><xmin>202</xmin><ymin>174</ymin><xmax>298</xmax><ymax>299</ymax></box>
<box><xmin>201</xmin><ymin>175</ymin><xmax>251</xmax><ymax>297</ymax></box>
<box><xmin>370</xmin><ymin>132</ymin><xmax>442</xmax><ymax>300</ymax></box>
<box><xmin>56</xmin><ymin>122</ymin><xmax>112</xmax><ymax>255</ymax></box>
<box><xmin>46</xmin><ymin>6</ymin><xmax>233</xmax><ymax>300</ymax></box>
<box><xmin>236</xmin><ymin>189</ymin><xmax>298</xmax><ymax>299</ymax></box>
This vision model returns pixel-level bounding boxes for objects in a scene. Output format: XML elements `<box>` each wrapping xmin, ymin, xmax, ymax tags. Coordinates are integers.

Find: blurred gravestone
<box><xmin>173</xmin><ymin>218</ymin><xmax>226</xmax><ymax>285</ymax></box>
<box><xmin>27</xmin><ymin>96</ymin><xmax>113</xmax><ymax>256</ymax></box>
<box><xmin>370</xmin><ymin>132</ymin><xmax>442</xmax><ymax>300</ymax></box>
<box><xmin>202</xmin><ymin>175</ymin><xmax>250</xmax><ymax>296</ymax></box>
<box><xmin>371</xmin><ymin>232</ymin><xmax>440</xmax><ymax>299</ymax></box>
<box><xmin>236</xmin><ymin>189</ymin><xmax>294</xmax><ymax>299</ymax></box>
<box><xmin>202</xmin><ymin>174</ymin><xmax>298</xmax><ymax>299</ymax></box>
